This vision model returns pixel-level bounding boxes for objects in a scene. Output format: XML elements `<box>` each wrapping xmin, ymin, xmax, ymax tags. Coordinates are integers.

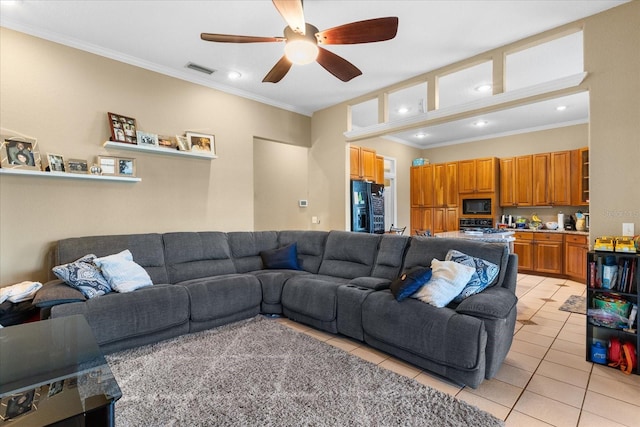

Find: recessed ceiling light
<box><xmin>397</xmin><ymin>107</ymin><xmax>410</xmax><ymax>114</ymax></box>
<box><xmin>414</xmin><ymin>132</ymin><xmax>428</xmax><ymax>139</ymax></box>
<box><xmin>475</xmin><ymin>84</ymin><xmax>492</xmax><ymax>93</ymax></box>
<box><xmin>473</xmin><ymin>120</ymin><xmax>489</xmax><ymax>127</ymax></box>
<box><xmin>227</xmin><ymin>71</ymin><xmax>242</xmax><ymax>80</ymax></box>
<box><xmin>556</xmin><ymin>105</ymin><xmax>567</xmax><ymax>111</ymax></box>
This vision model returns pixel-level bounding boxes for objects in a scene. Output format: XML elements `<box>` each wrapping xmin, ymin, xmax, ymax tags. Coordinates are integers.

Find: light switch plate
<box><xmin>622</xmin><ymin>223</ymin><xmax>634</xmax><ymax>236</ymax></box>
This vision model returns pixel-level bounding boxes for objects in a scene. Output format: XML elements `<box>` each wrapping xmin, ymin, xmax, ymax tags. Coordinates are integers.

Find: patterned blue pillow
<box><xmin>446</xmin><ymin>249</ymin><xmax>499</xmax><ymax>303</ymax></box>
<box><xmin>52</xmin><ymin>254</ymin><xmax>111</xmax><ymax>299</ymax></box>
<box><xmin>390</xmin><ymin>267</ymin><xmax>432</xmax><ymax>301</ymax></box>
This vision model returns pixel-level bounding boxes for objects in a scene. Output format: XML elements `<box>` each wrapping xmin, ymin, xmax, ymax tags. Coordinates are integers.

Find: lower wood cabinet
<box><xmin>410</xmin><ymin>207</ymin><xmax>458</xmax><ymax>235</ymax></box>
<box><xmin>513</xmin><ymin>232</ymin><xmax>564</xmax><ymax>275</ymax></box>
<box><xmin>564</xmin><ymin>234</ymin><xmax>589</xmax><ymax>282</ymax></box>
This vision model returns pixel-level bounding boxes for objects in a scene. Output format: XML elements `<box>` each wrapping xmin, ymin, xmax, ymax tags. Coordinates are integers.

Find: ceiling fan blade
<box><xmin>316</xmin><ymin>47</ymin><xmax>362</xmax><ymax>82</ymax></box>
<box><xmin>262</xmin><ymin>56</ymin><xmax>293</xmax><ymax>83</ymax></box>
<box><xmin>201</xmin><ymin>33</ymin><xmax>284</xmax><ymax>43</ymax></box>
<box><xmin>316</xmin><ymin>17</ymin><xmax>399</xmax><ymax>45</ymax></box>
<box><xmin>272</xmin><ymin>0</ymin><xmax>306</xmax><ymax>35</ymax></box>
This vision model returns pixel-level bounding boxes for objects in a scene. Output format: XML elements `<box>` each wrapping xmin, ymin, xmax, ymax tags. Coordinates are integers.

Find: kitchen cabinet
<box><xmin>564</xmin><ymin>234</ymin><xmax>589</xmax><ymax>282</ymax></box>
<box><xmin>350</xmin><ymin>145</ymin><xmax>376</xmax><ymax>181</ymax></box>
<box><xmin>411</xmin><ymin>162</ymin><xmax>457</xmax><ymax>234</ymax></box>
<box><xmin>458</xmin><ymin>157</ymin><xmax>498</xmax><ymax>193</ymax></box>
<box><xmin>571</xmin><ymin>147</ymin><xmax>589</xmax><ymax>206</ymax></box>
<box><xmin>432</xmin><ymin>207</ymin><xmax>458</xmax><ymax>233</ymax></box>
<box><xmin>410</xmin><ymin>164</ymin><xmax>433</xmax><ymax>207</ymax></box>
<box><xmin>532</xmin><ymin>151</ymin><xmax>572</xmax><ymax>206</ymax></box>
<box><xmin>375</xmin><ymin>155</ymin><xmax>384</xmax><ymax>185</ymax></box>
<box><xmin>500</xmin><ymin>155</ymin><xmax>533</xmax><ymax>207</ymax></box>
<box><xmin>433</xmin><ymin>162</ymin><xmax>458</xmax><ymax>208</ymax></box>
<box><xmin>411</xmin><ymin>207</ymin><xmax>433</xmax><ymax>235</ymax></box>
<box><xmin>513</xmin><ymin>232</ymin><xmax>564</xmax><ymax>275</ymax></box>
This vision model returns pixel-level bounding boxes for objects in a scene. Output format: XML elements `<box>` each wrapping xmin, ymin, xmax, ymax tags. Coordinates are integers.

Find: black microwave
<box><xmin>462</xmin><ymin>198</ymin><xmax>492</xmax><ymax>215</ymax></box>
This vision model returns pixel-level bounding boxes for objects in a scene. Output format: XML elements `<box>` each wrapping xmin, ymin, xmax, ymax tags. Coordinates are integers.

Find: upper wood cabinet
<box><xmin>375</xmin><ymin>155</ymin><xmax>384</xmax><ymax>185</ymax></box>
<box><xmin>444</xmin><ymin>162</ymin><xmax>458</xmax><ymax>207</ymax></box>
<box><xmin>350</xmin><ymin>145</ymin><xmax>376</xmax><ymax>181</ymax></box>
<box><xmin>571</xmin><ymin>147</ymin><xmax>589</xmax><ymax>206</ymax></box>
<box><xmin>458</xmin><ymin>157</ymin><xmax>497</xmax><ymax>193</ymax></box>
<box><xmin>532</xmin><ymin>151</ymin><xmax>572</xmax><ymax>206</ymax></box>
<box><xmin>532</xmin><ymin>153</ymin><xmax>550</xmax><ymax>205</ymax></box>
<box><xmin>410</xmin><ymin>164</ymin><xmax>434</xmax><ymax>207</ymax></box>
<box><xmin>500</xmin><ymin>156</ymin><xmax>533</xmax><ymax>207</ymax></box>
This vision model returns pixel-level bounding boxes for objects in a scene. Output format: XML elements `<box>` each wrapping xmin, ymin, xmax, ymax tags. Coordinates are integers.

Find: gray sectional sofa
<box><xmin>35</xmin><ymin>230</ymin><xmax>518</xmax><ymax>388</ymax></box>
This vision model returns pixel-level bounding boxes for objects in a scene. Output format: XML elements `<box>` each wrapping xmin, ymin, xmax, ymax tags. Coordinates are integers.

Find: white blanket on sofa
<box><xmin>0</xmin><ymin>281</ymin><xmax>43</xmax><ymax>304</ymax></box>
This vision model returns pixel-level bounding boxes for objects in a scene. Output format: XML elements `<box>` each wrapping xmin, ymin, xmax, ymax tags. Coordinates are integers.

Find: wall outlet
<box><xmin>622</xmin><ymin>223</ymin><xmax>634</xmax><ymax>236</ymax></box>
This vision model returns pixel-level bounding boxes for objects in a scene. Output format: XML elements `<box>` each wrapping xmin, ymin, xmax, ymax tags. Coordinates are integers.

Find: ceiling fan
<box><xmin>200</xmin><ymin>0</ymin><xmax>398</xmax><ymax>83</ymax></box>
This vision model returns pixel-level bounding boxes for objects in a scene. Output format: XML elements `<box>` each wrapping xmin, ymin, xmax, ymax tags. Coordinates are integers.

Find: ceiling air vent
<box><xmin>185</xmin><ymin>62</ymin><xmax>216</xmax><ymax>75</ymax></box>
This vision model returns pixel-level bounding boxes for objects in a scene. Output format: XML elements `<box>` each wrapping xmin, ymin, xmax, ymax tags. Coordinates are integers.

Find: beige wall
<box><xmin>253</xmin><ymin>138</ymin><xmax>310</xmax><ymax>230</ymax></box>
<box><xmin>310</xmin><ymin>2</ymin><xmax>639</xmax><ymax>242</ymax></box>
<box><xmin>0</xmin><ymin>28</ymin><xmax>310</xmax><ymax>284</ymax></box>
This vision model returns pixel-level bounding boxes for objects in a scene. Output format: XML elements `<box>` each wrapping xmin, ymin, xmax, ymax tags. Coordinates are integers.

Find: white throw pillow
<box><xmin>412</xmin><ymin>259</ymin><xmax>475</xmax><ymax>308</ymax></box>
<box><xmin>93</xmin><ymin>249</ymin><xmax>153</xmax><ymax>293</ymax></box>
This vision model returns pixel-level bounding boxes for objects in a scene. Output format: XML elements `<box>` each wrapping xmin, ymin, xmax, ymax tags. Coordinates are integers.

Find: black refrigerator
<box><xmin>351</xmin><ymin>180</ymin><xmax>385</xmax><ymax>234</ymax></box>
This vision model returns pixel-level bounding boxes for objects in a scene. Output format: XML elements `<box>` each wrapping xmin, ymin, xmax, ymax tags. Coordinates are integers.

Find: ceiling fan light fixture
<box><xmin>284</xmin><ymin>40</ymin><xmax>319</xmax><ymax>65</ymax></box>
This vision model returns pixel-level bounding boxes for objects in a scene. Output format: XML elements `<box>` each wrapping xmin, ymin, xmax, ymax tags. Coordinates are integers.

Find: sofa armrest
<box><xmin>32</xmin><ymin>280</ymin><xmax>86</xmax><ymax>308</ymax></box>
<box><xmin>348</xmin><ymin>277</ymin><xmax>392</xmax><ymax>290</ymax></box>
<box><xmin>455</xmin><ymin>286</ymin><xmax>517</xmax><ymax>320</ymax></box>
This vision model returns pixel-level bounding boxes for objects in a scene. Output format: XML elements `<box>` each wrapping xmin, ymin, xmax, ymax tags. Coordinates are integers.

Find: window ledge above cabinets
<box><xmin>103</xmin><ymin>141</ymin><xmax>217</xmax><ymax>159</ymax></box>
<box><xmin>344</xmin><ymin>72</ymin><xmax>587</xmax><ymax>142</ymax></box>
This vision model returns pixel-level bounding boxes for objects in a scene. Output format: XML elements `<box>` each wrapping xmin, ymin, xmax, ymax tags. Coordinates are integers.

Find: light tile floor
<box><xmin>275</xmin><ymin>273</ymin><xmax>640</xmax><ymax>427</ymax></box>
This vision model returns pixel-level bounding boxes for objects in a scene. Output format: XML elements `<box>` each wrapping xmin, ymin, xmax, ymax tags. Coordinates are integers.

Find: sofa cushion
<box><xmin>94</xmin><ymin>250</ymin><xmax>153</xmax><ymax>293</ymax></box>
<box><xmin>282</xmin><ymin>275</ymin><xmax>349</xmax><ymax>322</ymax></box>
<box><xmin>412</xmin><ymin>260</ymin><xmax>475</xmax><ymax>308</ymax></box>
<box><xmin>317</xmin><ymin>231</ymin><xmax>381</xmax><ymax>279</ymax></box>
<box><xmin>260</xmin><ymin>243</ymin><xmax>301</xmax><ymax>270</ymax></box>
<box><xmin>52</xmin><ymin>254</ymin><xmax>111</xmax><ymax>298</ymax></box>
<box><xmin>163</xmin><ymin>232</ymin><xmax>236</xmax><ymax>283</ymax></box>
<box><xmin>56</xmin><ymin>234</ymin><xmax>168</xmax><ymax>284</ymax></box>
<box><xmin>278</xmin><ymin>230</ymin><xmax>328</xmax><ymax>273</ymax></box>
<box><xmin>446</xmin><ymin>249</ymin><xmax>500</xmax><ymax>303</ymax></box>
<box><xmin>50</xmin><ymin>284</ymin><xmax>190</xmax><ymax>346</ymax></box>
<box><xmin>228</xmin><ymin>231</ymin><xmax>279</xmax><ymax>273</ymax></box>
<box><xmin>403</xmin><ymin>237</ymin><xmax>509</xmax><ymax>289</ymax></box>
<box><xmin>362</xmin><ymin>290</ymin><xmax>485</xmax><ymax>371</ymax></box>
<box><xmin>390</xmin><ymin>267</ymin><xmax>432</xmax><ymax>301</ymax></box>
<box><xmin>371</xmin><ymin>235</ymin><xmax>410</xmax><ymax>280</ymax></box>
<box><xmin>33</xmin><ymin>280</ymin><xmax>86</xmax><ymax>308</ymax></box>
<box><xmin>179</xmin><ymin>274</ymin><xmax>262</xmax><ymax>322</ymax></box>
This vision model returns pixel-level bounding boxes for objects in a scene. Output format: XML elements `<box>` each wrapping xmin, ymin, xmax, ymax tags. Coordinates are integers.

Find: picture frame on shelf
<box><xmin>176</xmin><ymin>135</ymin><xmax>190</xmax><ymax>151</ymax></box>
<box><xmin>46</xmin><ymin>153</ymin><xmax>65</xmax><ymax>172</ymax></box>
<box><xmin>67</xmin><ymin>158</ymin><xmax>88</xmax><ymax>174</ymax></box>
<box><xmin>0</xmin><ymin>132</ymin><xmax>42</xmax><ymax>171</ymax></box>
<box><xmin>117</xmin><ymin>157</ymin><xmax>136</xmax><ymax>177</ymax></box>
<box><xmin>136</xmin><ymin>131</ymin><xmax>158</xmax><ymax>147</ymax></box>
<box><xmin>108</xmin><ymin>112</ymin><xmax>137</xmax><ymax>144</ymax></box>
<box><xmin>157</xmin><ymin>135</ymin><xmax>178</xmax><ymax>150</ymax></box>
<box><xmin>186</xmin><ymin>131</ymin><xmax>215</xmax><ymax>154</ymax></box>
<box><xmin>98</xmin><ymin>155</ymin><xmax>117</xmax><ymax>175</ymax></box>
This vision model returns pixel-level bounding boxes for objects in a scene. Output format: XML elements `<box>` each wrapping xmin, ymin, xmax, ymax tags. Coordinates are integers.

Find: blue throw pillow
<box><xmin>52</xmin><ymin>254</ymin><xmax>111</xmax><ymax>299</ymax></box>
<box><xmin>445</xmin><ymin>249</ymin><xmax>500</xmax><ymax>303</ymax></box>
<box><xmin>260</xmin><ymin>243</ymin><xmax>301</xmax><ymax>270</ymax></box>
<box><xmin>390</xmin><ymin>267</ymin><xmax>432</xmax><ymax>301</ymax></box>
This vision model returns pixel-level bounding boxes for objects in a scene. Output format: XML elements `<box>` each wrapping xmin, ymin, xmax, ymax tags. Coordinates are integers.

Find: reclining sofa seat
<box><xmin>49</xmin><ymin>233</ymin><xmax>190</xmax><ymax>354</ymax></box>
<box><xmin>361</xmin><ymin>237</ymin><xmax>518</xmax><ymax>388</ymax></box>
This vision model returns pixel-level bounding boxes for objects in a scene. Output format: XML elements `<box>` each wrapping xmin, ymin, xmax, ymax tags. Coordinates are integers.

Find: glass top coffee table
<box><xmin>0</xmin><ymin>315</ymin><xmax>122</xmax><ymax>426</ymax></box>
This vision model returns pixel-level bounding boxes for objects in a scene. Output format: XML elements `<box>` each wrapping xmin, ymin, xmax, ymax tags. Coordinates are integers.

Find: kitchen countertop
<box><xmin>511</xmin><ymin>228</ymin><xmax>589</xmax><ymax>236</ymax></box>
<box><xmin>435</xmin><ymin>230</ymin><xmax>515</xmax><ymax>243</ymax></box>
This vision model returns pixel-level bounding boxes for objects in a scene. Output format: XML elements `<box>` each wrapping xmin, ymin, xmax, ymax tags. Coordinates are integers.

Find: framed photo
<box><xmin>117</xmin><ymin>157</ymin><xmax>136</xmax><ymax>177</ymax></box>
<box><xmin>67</xmin><ymin>158</ymin><xmax>88</xmax><ymax>174</ymax></box>
<box><xmin>136</xmin><ymin>131</ymin><xmax>158</xmax><ymax>147</ymax></box>
<box><xmin>1</xmin><ymin>388</ymin><xmax>38</xmax><ymax>421</ymax></box>
<box><xmin>157</xmin><ymin>135</ymin><xmax>178</xmax><ymax>150</ymax></box>
<box><xmin>186</xmin><ymin>132</ymin><xmax>215</xmax><ymax>154</ymax></box>
<box><xmin>0</xmin><ymin>132</ymin><xmax>42</xmax><ymax>170</ymax></box>
<box><xmin>108</xmin><ymin>112</ymin><xmax>137</xmax><ymax>144</ymax></box>
<box><xmin>97</xmin><ymin>155</ymin><xmax>117</xmax><ymax>175</ymax></box>
<box><xmin>46</xmin><ymin>153</ymin><xmax>65</xmax><ymax>172</ymax></box>
<box><xmin>176</xmin><ymin>135</ymin><xmax>190</xmax><ymax>151</ymax></box>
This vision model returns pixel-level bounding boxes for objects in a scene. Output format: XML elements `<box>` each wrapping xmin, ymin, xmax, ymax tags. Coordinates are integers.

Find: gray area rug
<box><xmin>559</xmin><ymin>294</ymin><xmax>587</xmax><ymax>314</ymax></box>
<box><xmin>106</xmin><ymin>316</ymin><xmax>503</xmax><ymax>427</ymax></box>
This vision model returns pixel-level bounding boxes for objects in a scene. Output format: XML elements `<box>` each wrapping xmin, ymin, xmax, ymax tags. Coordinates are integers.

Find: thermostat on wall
<box><xmin>298</xmin><ymin>200</ymin><xmax>308</xmax><ymax>207</ymax></box>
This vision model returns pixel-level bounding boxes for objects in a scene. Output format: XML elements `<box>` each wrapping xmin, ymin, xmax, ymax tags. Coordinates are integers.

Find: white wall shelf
<box><xmin>0</xmin><ymin>168</ymin><xmax>141</xmax><ymax>182</ymax></box>
<box><xmin>103</xmin><ymin>141</ymin><xmax>217</xmax><ymax>159</ymax></box>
